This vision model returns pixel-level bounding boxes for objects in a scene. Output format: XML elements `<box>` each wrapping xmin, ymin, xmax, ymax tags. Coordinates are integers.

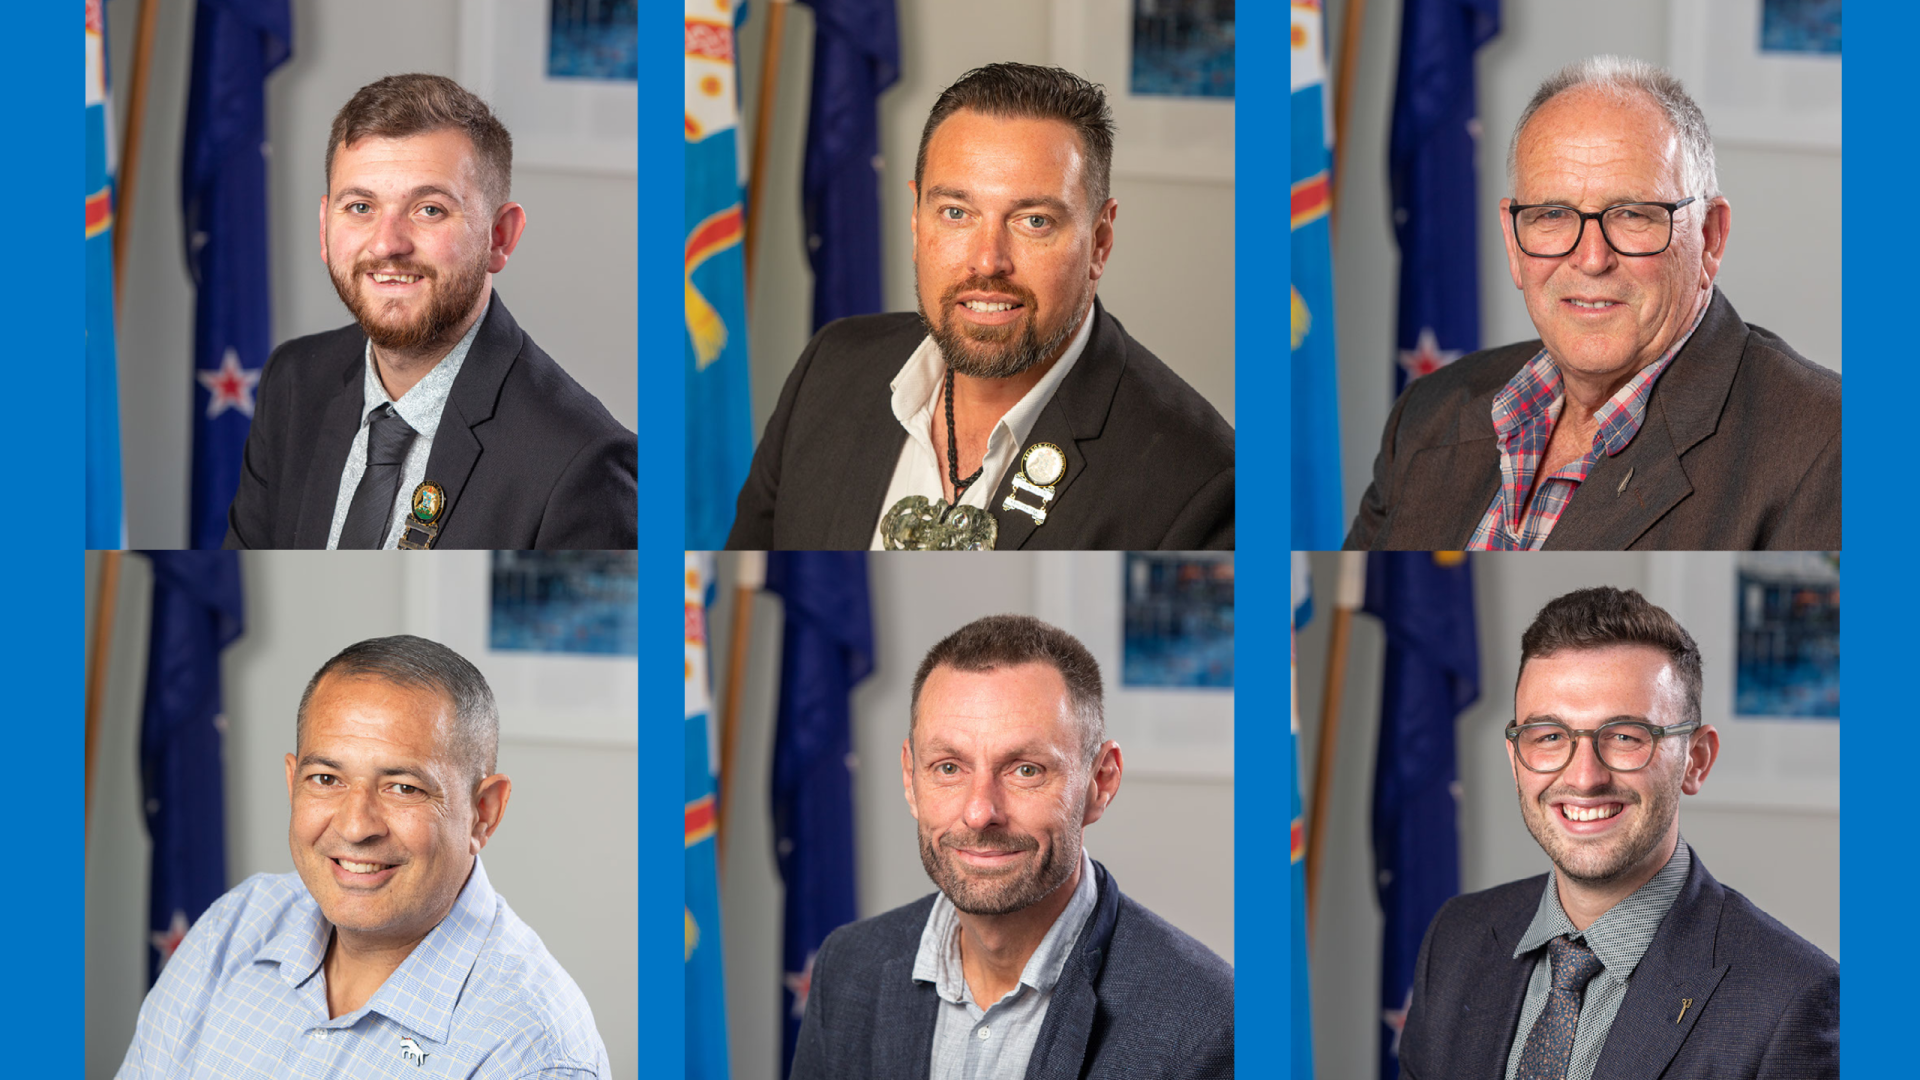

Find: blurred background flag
<box><xmin>686</xmin><ymin>0</ymin><xmax>756</xmax><ymax>549</ymax></box>
<box><xmin>766</xmin><ymin>552</ymin><xmax>873</xmax><ymax>1078</ymax></box>
<box><xmin>1363</xmin><ymin>552</ymin><xmax>1477</xmax><ymax>1080</ymax></box>
<box><xmin>796</xmin><ymin>0</ymin><xmax>898</xmax><ymax>330</ymax></box>
<box><xmin>686</xmin><ymin>553</ymin><xmax>731</xmax><ymax>1080</ymax></box>
<box><xmin>1290</xmin><ymin>552</ymin><xmax>1316</xmax><ymax>1079</ymax></box>
<box><xmin>86</xmin><ymin>0</ymin><xmax>125</xmax><ymax>548</ymax></box>
<box><xmin>140</xmin><ymin>551</ymin><xmax>243</xmax><ymax>985</ymax></box>
<box><xmin>1389</xmin><ymin>0</ymin><xmax>1499</xmax><ymax>393</ymax></box>
<box><xmin>181</xmin><ymin>0</ymin><xmax>291</xmax><ymax>549</ymax></box>
<box><xmin>1291</xmin><ymin>1</ymin><xmax>1344</xmax><ymax>550</ymax></box>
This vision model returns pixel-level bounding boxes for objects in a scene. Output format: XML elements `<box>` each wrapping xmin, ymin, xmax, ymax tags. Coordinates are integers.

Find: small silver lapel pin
<box><xmin>1617</xmin><ymin>466</ymin><xmax>1634</xmax><ymax>495</ymax></box>
<box><xmin>399</xmin><ymin>1035</ymin><xmax>430</xmax><ymax>1066</ymax></box>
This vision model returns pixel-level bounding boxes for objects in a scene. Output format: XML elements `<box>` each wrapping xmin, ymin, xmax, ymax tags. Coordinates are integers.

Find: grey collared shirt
<box><xmin>912</xmin><ymin>849</ymin><xmax>1098</xmax><ymax>1080</ymax></box>
<box><xmin>1504</xmin><ymin>840</ymin><xmax>1693</xmax><ymax>1080</ymax></box>
<box><xmin>324</xmin><ymin>301</ymin><xmax>486</xmax><ymax>549</ymax></box>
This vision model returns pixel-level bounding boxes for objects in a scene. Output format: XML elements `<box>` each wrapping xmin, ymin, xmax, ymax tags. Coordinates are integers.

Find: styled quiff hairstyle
<box><xmin>326</xmin><ymin>73</ymin><xmax>513</xmax><ymax>210</ymax></box>
<box><xmin>909</xmin><ymin>614</ymin><xmax>1106</xmax><ymax>767</ymax></box>
<box><xmin>296</xmin><ymin>634</ymin><xmax>500</xmax><ymax>787</ymax></box>
<box><xmin>916</xmin><ymin>62</ymin><xmax>1117</xmax><ymax>210</ymax></box>
<box><xmin>1519</xmin><ymin>587</ymin><xmax>1703</xmax><ymax>729</ymax></box>
<box><xmin>1509</xmin><ymin>55</ymin><xmax>1720</xmax><ymax>204</ymax></box>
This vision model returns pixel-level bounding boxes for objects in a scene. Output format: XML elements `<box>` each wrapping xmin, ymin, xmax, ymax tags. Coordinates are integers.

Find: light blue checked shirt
<box><xmin>117</xmin><ymin>858</ymin><xmax>608</xmax><ymax>1079</ymax></box>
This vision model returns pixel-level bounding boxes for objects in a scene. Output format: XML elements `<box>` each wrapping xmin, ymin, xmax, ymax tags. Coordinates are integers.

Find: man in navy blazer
<box><xmin>790</xmin><ymin>615</ymin><xmax>1234</xmax><ymax>1080</ymax></box>
<box><xmin>1399</xmin><ymin>587</ymin><xmax>1836</xmax><ymax>1079</ymax></box>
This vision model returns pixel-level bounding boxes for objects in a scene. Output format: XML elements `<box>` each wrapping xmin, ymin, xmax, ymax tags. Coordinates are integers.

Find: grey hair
<box><xmin>296</xmin><ymin>635</ymin><xmax>500</xmax><ymax>787</ymax></box>
<box><xmin>1508</xmin><ymin>55</ymin><xmax>1719</xmax><ymax>204</ymax></box>
<box><xmin>909</xmin><ymin>614</ymin><xmax>1106</xmax><ymax>768</ymax></box>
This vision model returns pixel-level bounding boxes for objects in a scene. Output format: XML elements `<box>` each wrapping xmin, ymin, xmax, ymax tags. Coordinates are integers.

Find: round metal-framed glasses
<box><xmin>1504</xmin><ymin>718</ymin><xmax>1700</xmax><ymax>773</ymax></box>
<box><xmin>1507</xmin><ymin>197</ymin><xmax>1697</xmax><ymax>258</ymax></box>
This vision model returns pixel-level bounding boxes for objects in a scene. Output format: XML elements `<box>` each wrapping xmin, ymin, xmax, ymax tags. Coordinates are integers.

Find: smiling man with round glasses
<box><xmin>1396</xmin><ymin>587</ymin><xmax>1836</xmax><ymax>1080</ymax></box>
<box><xmin>1346</xmin><ymin>55</ymin><xmax>1840</xmax><ymax>551</ymax></box>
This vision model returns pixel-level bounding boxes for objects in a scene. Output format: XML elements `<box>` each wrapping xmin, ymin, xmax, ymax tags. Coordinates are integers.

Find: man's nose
<box><xmin>367</xmin><ymin>208</ymin><xmax>415</xmax><ymax>260</ymax></box>
<box><xmin>1559</xmin><ymin>734</ymin><xmax>1613</xmax><ymax>789</ymax></box>
<box><xmin>1566</xmin><ymin>214</ymin><xmax>1617</xmax><ymax>274</ymax></box>
<box><xmin>968</xmin><ymin>221</ymin><xmax>1015</xmax><ymax>280</ymax></box>
<box><xmin>961</xmin><ymin>773</ymin><xmax>1006</xmax><ymax>832</ymax></box>
<box><xmin>334</xmin><ymin>783</ymin><xmax>388</xmax><ymax>843</ymax></box>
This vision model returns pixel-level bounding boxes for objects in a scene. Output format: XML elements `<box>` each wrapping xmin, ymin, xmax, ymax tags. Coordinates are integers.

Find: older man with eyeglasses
<box><xmin>1345</xmin><ymin>55</ymin><xmax>1839</xmax><ymax>551</ymax></box>
<box><xmin>1395</xmin><ymin>587</ymin><xmax>1836</xmax><ymax>1080</ymax></box>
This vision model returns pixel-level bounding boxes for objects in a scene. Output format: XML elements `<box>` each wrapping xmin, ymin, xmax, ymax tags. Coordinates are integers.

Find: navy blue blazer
<box><xmin>790</xmin><ymin>861</ymin><xmax>1234</xmax><ymax>1080</ymax></box>
<box><xmin>1399</xmin><ymin>852</ymin><xmax>1837</xmax><ymax>1079</ymax></box>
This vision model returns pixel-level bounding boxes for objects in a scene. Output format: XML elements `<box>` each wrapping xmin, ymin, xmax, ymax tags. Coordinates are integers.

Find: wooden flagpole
<box><xmin>113</xmin><ymin>0</ymin><xmax>161</xmax><ymax>290</ymax></box>
<box><xmin>714</xmin><ymin>551</ymin><xmax>765</xmax><ymax>871</ymax></box>
<box><xmin>1305</xmin><ymin>551</ymin><xmax>1367</xmax><ymax>936</ymax></box>
<box><xmin>84</xmin><ymin>551</ymin><xmax>125</xmax><ymax>846</ymax></box>
<box><xmin>1329</xmin><ymin>0</ymin><xmax>1368</xmax><ymax>236</ymax></box>
<box><xmin>743</xmin><ymin>0</ymin><xmax>790</xmax><ymax>309</ymax></box>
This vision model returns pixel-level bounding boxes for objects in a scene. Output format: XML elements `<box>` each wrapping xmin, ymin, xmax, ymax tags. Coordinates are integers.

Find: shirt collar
<box><xmin>912</xmin><ymin>847</ymin><xmax>1099</xmax><ymax>1007</ymax></box>
<box><xmin>253</xmin><ymin>856</ymin><xmax>500</xmax><ymax>1043</ymax></box>
<box><xmin>358</xmin><ymin>295</ymin><xmax>490</xmax><ymax>439</ymax></box>
<box><xmin>1514</xmin><ymin>840</ymin><xmax>1692</xmax><ymax>982</ymax></box>
<box><xmin>888</xmin><ymin>300</ymin><xmax>1097</xmax><ymax>457</ymax></box>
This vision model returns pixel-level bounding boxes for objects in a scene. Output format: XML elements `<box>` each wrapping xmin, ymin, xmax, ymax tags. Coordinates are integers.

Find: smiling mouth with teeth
<box><xmin>335</xmin><ymin>858</ymin><xmax>394</xmax><ymax>874</ymax></box>
<box><xmin>370</xmin><ymin>272</ymin><xmax>423</xmax><ymax>284</ymax></box>
<box><xmin>1566</xmin><ymin>299</ymin><xmax>1617</xmax><ymax>309</ymax></box>
<box><xmin>962</xmin><ymin>300</ymin><xmax>1019</xmax><ymax>313</ymax></box>
<box><xmin>1560</xmin><ymin>804</ymin><xmax>1621</xmax><ymax>822</ymax></box>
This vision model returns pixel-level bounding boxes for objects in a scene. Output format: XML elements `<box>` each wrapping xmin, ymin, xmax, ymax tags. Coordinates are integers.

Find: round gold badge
<box><xmin>1022</xmin><ymin>442</ymin><xmax>1066</xmax><ymax>487</ymax></box>
<box><xmin>411</xmin><ymin>481</ymin><xmax>447</xmax><ymax>524</ymax></box>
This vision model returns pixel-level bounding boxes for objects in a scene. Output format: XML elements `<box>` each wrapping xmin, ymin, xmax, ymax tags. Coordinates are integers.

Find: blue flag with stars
<box><xmin>182</xmin><ymin>0</ymin><xmax>290</xmax><ymax>548</ymax></box>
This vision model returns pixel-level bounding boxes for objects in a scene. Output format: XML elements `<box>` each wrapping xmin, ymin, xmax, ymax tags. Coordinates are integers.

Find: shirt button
<box><xmin>977</xmin><ymin>1026</ymin><xmax>991</xmax><ymax>1040</ymax></box>
<box><xmin>311</xmin><ymin>1030</ymin><xmax>328</xmax><ymax>1040</ymax></box>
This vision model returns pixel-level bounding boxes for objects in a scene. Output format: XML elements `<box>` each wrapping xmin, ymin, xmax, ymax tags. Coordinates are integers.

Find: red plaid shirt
<box><xmin>1467</xmin><ymin>303</ymin><xmax>1709</xmax><ymax>550</ymax></box>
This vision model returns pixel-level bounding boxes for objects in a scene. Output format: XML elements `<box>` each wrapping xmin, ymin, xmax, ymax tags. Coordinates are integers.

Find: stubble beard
<box><xmin>331</xmin><ymin>249</ymin><xmax>490</xmax><ymax>357</ymax></box>
<box><xmin>918</xmin><ymin>813</ymin><xmax>1082</xmax><ymax>917</ymax></box>
<box><xmin>1520</xmin><ymin>772</ymin><xmax>1680</xmax><ymax>888</ymax></box>
<box><xmin>918</xmin><ymin>274</ymin><xmax>1090</xmax><ymax>381</ymax></box>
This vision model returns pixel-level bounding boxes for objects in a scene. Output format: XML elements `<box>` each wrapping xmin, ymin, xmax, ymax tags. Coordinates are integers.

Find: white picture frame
<box><xmin>1647</xmin><ymin>553</ymin><xmax>1838</xmax><ymax>811</ymax></box>
<box><xmin>1051</xmin><ymin>0</ymin><xmax>1235</xmax><ymax>184</ymax></box>
<box><xmin>403</xmin><ymin>551</ymin><xmax>638</xmax><ymax>749</ymax></box>
<box><xmin>1668</xmin><ymin>0</ymin><xmax>1841</xmax><ymax>152</ymax></box>
<box><xmin>1032</xmin><ymin>552</ymin><xmax>1234</xmax><ymax>781</ymax></box>
<box><xmin>458</xmin><ymin>0</ymin><xmax>638</xmax><ymax>176</ymax></box>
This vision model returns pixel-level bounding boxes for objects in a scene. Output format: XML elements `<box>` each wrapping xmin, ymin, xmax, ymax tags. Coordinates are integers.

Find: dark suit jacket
<box><xmin>726</xmin><ymin>300</ymin><xmax>1235</xmax><ymax>550</ymax></box>
<box><xmin>1345</xmin><ymin>290</ymin><xmax>1840</xmax><ymax>550</ymax></box>
<box><xmin>224</xmin><ymin>293</ymin><xmax>637</xmax><ymax>549</ymax></box>
<box><xmin>790</xmin><ymin>861</ymin><xmax>1234</xmax><ymax>1080</ymax></box>
<box><xmin>1399</xmin><ymin>853</ymin><xmax>1838</xmax><ymax>1080</ymax></box>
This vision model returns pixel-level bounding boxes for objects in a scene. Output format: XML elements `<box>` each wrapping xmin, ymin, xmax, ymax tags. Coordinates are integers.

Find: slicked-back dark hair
<box><xmin>326</xmin><ymin>73</ymin><xmax>513</xmax><ymax>210</ymax></box>
<box><xmin>296</xmin><ymin>634</ymin><xmax>500</xmax><ymax>786</ymax></box>
<box><xmin>915</xmin><ymin>63</ymin><xmax>1116</xmax><ymax>210</ymax></box>
<box><xmin>909</xmin><ymin>614</ymin><xmax>1105</xmax><ymax>766</ymax></box>
<box><xmin>1519</xmin><ymin>587</ymin><xmax>1703</xmax><ymax>728</ymax></box>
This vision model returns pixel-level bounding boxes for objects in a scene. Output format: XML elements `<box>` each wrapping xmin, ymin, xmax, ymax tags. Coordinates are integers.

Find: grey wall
<box><xmin>83</xmin><ymin>552</ymin><xmax>637</xmax><ymax>1080</ymax></box>
<box><xmin>736</xmin><ymin>0</ymin><xmax>1236</xmax><ymax>439</ymax></box>
<box><xmin>107</xmin><ymin>0</ymin><xmax>638</xmax><ymax>548</ymax></box>
<box><xmin>1293</xmin><ymin>551</ymin><xmax>1838</xmax><ymax>1080</ymax></box>
<box><xmin>1323</xmin><ymin>0</ymin><xmax>1842</xmax><ymax>516</ymax></box>
<box><xmin>708</xmin><ymin>551</ymin><xmax>1235</xmax><ymax>1080</ymax></box>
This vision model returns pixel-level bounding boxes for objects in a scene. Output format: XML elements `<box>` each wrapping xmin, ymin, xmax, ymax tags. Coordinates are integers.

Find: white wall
<box><xmin>1293</xmin><ymin>551</ymin><xmax>1839</xmax><ymax>1080</ymax></box>
<box><xmin>709</xmin><ymin>551</ymin><xmax>1235</xmax><ymax>1080</ymax></box>
<box><xmin>736</xmin><ymin>0</ymin><xmax>1236</xmax><ymax>440</ymax></box>
<box><xmin>107</xmin><ymin>0</ymin><xmax>638</xmax><ymax>548</ymax></box>
<box><xmin>83</xmin><ymin>552</ymin><xmax>637</xmax><ymax>1080</ymax></box>
<box><xmin>1323</xmin><ymin>0</ymin><xmax>1842</xmax><ymax>516</ymax></box>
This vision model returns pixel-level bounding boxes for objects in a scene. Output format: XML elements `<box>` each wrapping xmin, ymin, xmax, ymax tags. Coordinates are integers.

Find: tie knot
<box><xmin>366</xmin><ymin>404</ymin><xmax>417</xmax><ymax>465</ymax></box>
<box><xmin>1547</xmin><ymin>935</ymin><xmax>1603</xmax><ymax>994</ymax></box>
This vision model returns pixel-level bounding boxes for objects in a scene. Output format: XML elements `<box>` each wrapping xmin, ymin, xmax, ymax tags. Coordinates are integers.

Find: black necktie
<box><xmin>338</xmin><ymin>404</ymin><xmax>417</xmax><ymax>549</ymax></box>
<box><xmin>1516</xmin><ymin>935</ymin><xmax>1605</xmax><ymax>1080</ymax></box>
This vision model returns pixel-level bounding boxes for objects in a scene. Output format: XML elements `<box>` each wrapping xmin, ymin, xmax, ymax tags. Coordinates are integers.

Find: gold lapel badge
<box><xmin>1001</xmin><ymin>442</ymin><xmax>1064</xmax><ymax>525</ymax></box>
<box><xmin>396</xmin><ymin>481</ymin><xmax>446</xmax><ymax>550</ymax></box>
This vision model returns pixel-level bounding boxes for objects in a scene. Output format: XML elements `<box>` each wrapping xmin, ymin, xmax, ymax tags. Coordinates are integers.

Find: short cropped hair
<box><xmin>296</xmin><ymin>635</ymin><xmax>500</xmax><ymax>786</ymax></box>
<box><xmin>909</xmin><ymin>614</ymin><xmax>1106</xmax><ymax>766</ymax></box>
<box><xmin>326</xmin><ymin>73</ymin><xmax>513</xmax><ymax>210</ymax></box>
<box><xmin>1509</xmin><ymin>55</ymin><xmax>1720</xmax><ymax>203</ymax></box>
<box><xmin>916</xmin><ymin>62</ymin><xmax>1117</xmax><ymax>210</ymax></box>
<box><xmin>1519</xmin><ymin>587</ymin><xmax>1703</xmax><ymax>729</ymax></box>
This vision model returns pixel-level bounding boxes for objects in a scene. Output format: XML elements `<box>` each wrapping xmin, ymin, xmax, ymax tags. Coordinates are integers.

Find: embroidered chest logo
<box><xmin>399</xmin><ymin>1035</ymin><xmax>430</xmax><ymax>1067</ymax></box>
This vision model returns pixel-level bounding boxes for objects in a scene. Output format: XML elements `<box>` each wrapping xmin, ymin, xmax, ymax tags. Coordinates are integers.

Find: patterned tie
<box><xmin>1516</xmin><ymin>935</ymin><xmax>1605</xmax><ymax>1080</ymax></box>
<box><xmin>337</xmin><ymin>404</ymin><xmax>417</xmax><ymax>549</ymax></box>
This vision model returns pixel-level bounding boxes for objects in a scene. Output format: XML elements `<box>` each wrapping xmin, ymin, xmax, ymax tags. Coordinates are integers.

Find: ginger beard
<box><xmin>329</xmin><ymin>247</ymin><xmax>490</xmax><ymax>355</ymax></box>
<box><xmin>1516</xmin><ymin>752</ymin><xmax>1682</xmax><ymax>888</ymax></box>
<box><xmin>917</xmin><ymin>784</ymin><xmax>1085</xmax><ymax>916</ymax></box>
<box><xmin>918</xmin><ymin>272</ymin><xmax>1090</xmax><ymax>381</ymax></box>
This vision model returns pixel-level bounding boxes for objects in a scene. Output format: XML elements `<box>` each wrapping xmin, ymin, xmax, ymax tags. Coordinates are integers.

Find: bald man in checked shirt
<box><xmin>117</xmin><ymin>636</ymin><xmax>608</xmax><ymax>1078</ymax></box>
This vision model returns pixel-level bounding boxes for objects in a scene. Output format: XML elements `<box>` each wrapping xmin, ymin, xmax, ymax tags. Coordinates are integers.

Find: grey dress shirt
<box><xmin>912</xmin><ymin>850</ymin><xmax>1099</xmax><ymax>1080</ymax></box>
<box><xmin>1504</xmin><ymin>841</ymin><xmax>1692</xmax><ymax>1080</ymax></box>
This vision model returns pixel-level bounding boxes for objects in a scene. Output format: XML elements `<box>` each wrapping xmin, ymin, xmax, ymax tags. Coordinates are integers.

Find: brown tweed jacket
<box><xmin>1344</xmin><ymin>290</ymin><xmax>1840</xmax><ymax>551</ymax></box>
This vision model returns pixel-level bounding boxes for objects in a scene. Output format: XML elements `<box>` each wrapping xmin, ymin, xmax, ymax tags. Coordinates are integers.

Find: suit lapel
<box><xmin>827</xmin><ymin>389</ymin><xmax>909</xmax><ymax>549</ymax></box>
<box><xmin>295</xmin><ymin>349</ymin><xmax>370</xmax><ymax>547</ymax></box>
<box><xmin>1454</xmin><ymin>912</ymin><xmax>1539</xmax><ymax>1075</ymax></box>
<box><xmin>1394</xmin><ymin>438</ymin><xmax>1501</xmax><ymax>548</ymax></box>
<box><xmin>1592</xmin><ymin>856</ymin><xmax>1730</xmax><ymax>1080</ymax></box>
<box><xmin>420</xmin><ymin>292</ymin><xmax>518</xmax><ymax>540</ymax></box>
<box><xmin>1546</xmin><ymin>290</ymin><xmax>1746</xmax><ymax>549</ymax></box>
<box><xmin>988</xmin><ymin>300</ymin><xmax>1122</xmax><ymax>550</ymax></box>
<box><xmin>873</xmin><ymin>954</ymin><xmax>937</xmax><ymax>1080</ymax></box>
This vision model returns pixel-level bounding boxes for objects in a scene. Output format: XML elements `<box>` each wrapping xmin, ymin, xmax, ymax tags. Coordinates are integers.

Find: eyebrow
<box><xmin>919</xmin><ymin>738</ymin><xmax>1056</xmax><ymax>764</ymax></box>
<box><xmin>1518</xmin><ymin>713</ymin><xmax>1650</xmax><ymax>726</ymax></box>
<box><xmin>333</xmin><ymin>185</ymin><xmax>462</xmax><ymax>206</ymax></box>
<box><xmin>923</xmin><ymin>184</ymin><xmax>1073</xmax><ymax>217</ymax></box>
<box><xmin>296</xmin><ymin>753</ymin><xmax>433</xmax><ymax>781</ymax></box>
